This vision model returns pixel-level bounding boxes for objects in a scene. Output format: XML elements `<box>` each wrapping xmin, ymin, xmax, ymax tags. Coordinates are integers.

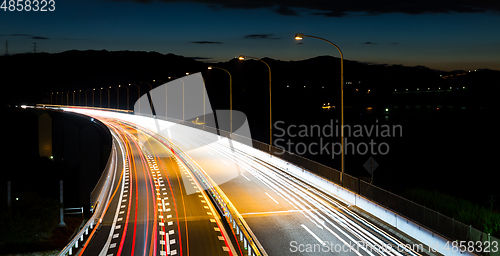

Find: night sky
<box><xmin>1</xmin><ymin>0</ymin><xmax>499</xmax><ymax>71</ymax></box>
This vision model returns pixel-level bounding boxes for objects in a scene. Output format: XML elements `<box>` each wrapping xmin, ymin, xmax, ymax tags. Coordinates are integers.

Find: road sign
<box><xmin>363</xmin><ymin>157</ymin><xmax>378</xmax><ymax>176</ymax></box>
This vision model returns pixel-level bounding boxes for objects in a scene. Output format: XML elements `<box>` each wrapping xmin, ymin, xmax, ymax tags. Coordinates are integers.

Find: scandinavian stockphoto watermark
<box><xmin>289</xmin><ymin>240</ymin><xmax>425</xmax><ymax>254</ymax></box>
<box><xmin>274</xmin><ymin>119</ymin><xmax>402</xmax><ymax>158</ymax></box>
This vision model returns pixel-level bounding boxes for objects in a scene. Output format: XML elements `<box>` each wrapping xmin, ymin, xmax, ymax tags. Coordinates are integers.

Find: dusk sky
<box><xmin>1</xmin><ymin>0</ymin><xmax>499</xmax><ymax>71</ymax></box>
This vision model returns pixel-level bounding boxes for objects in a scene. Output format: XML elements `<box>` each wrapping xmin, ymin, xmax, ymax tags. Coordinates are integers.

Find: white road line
<box><xmin>265</xmin><ymin>192</ymin><xmax>280</xmax><ymax>204</ymax></box>
<box><xmin>221</xmin><ymin>160</ymin><xmax>229</xmax><ymax>166</ymax></box>
<box><xmin>241</xmin><ymin>173</ymin><xmax>251</xmax><ymax>181</ymax></box>
<box><xmin>98</xmin><ymin>146</ymin><xmax>127</xmax><ymax>256</ymax></box>
<box><xmin>301</xmin><ymin>224</ymin><xmax>325</xmax><ymax>245</ymax></box>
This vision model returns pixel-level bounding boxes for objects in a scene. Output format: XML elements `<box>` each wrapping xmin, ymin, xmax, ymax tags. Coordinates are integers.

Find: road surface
<box><xmin>79</xmin><ymin>117</ymin><xmax>234</xmax><ymax>256</ymax></box>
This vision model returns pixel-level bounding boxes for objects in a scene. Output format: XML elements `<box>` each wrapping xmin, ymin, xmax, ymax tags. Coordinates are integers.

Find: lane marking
<box><xmin>241</xmin><ymin>173</ymin><xmax>251</xmax><ymax>181</ymax></box>
<box><xmin>221</xmin><ymin>160</ymin><xmax>229</xmax><ymax>166</ymax></box>
<box><xmin>265</xmin><ymin>192</ymin><xmax>280</xmax><ymax>204</ymax></box>
<box><xmin>301</xmin><ymin>224</ymin><xmax>325</xmax><ymax>245</ymax></box>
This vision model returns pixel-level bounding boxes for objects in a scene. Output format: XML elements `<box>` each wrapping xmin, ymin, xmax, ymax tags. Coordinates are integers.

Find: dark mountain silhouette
<box><xmin>1</xmin><ymin>50</ymin><xmax>497</xmax><ymax>109</ymax></box>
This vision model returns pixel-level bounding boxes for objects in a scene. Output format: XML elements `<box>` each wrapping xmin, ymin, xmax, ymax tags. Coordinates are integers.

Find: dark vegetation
<box><xmin>403</xmin><ymin>188</ymin><xmax>500</xmax><ymax>237</ymax></box>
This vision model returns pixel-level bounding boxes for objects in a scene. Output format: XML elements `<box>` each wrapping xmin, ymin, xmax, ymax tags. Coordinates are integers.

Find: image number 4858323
<box><xmin>1</xmin><ymin>0</ymin><xmax>55</xmax><ymax>11</ymax></box>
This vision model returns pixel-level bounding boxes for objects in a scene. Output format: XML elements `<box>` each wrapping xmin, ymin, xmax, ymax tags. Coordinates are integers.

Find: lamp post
<box><xmin>97</xmin><ymin>88</ymin><xmax>103</xmax><ymax>107</ymax></box>
<box><xmin>109</xmin><ymin>86</ymin><xmax>120</xmax><ymax>109</ymax></box>
<box><xmin>92</xmin><ymin>88</ymin><xmax>96</xmax><ymax>107</ymax></box>
<box><xmin>295</xmin><ymin>33</ymin><xmax>345</xmax><ymax>185</ymax></box>
<box><xmin>153</xmin><ymin>80</ymin><xmax>167</xmax><ymax>118</ymax></box>
<box><xmin>140</xmin><ymin>82</ymin><xmax>155</xmax><ymax>116</ymax></box>
<box><xmin>82</xmin><ymin>89</ymin><xmax>88</xmax><ymax>107</ymax></box>
<box><xmin>208</xmin><ymin>66</ymin><xmax>233</xmax><ymax>135</ymax></box>
<box><xmin>119</xmin><ymin>85</ymin><xmax>129</xmax><ymax>111</ymax></box>
<box><xmin>101</xmin><ymin>87</ymin><xmax>110</xmax><ymax>108</ymax></box>
<box><xmin>129</xmin><ymin>83</ymin><xmax>140</xmax><ymax>113</ymax></box>
<box><xmin>238</xmin><ymin>55</ymin><xmax>272</xmax><ymax>152</ymax></box>
<box><xmin>164</xmin><ymin>77</ymin><xmax>185</xmax><ymax>122</ymax></box>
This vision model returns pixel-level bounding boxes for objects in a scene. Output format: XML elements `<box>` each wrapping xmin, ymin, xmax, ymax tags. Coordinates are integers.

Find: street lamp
<box><xmin>129</xmin><ymin>83</ymin><xmax>140</xmax><ymax>113</ymax></box>
<box><xmin>238</xmin><ymin>55</ymin><xmax>272</xmax><ymax>152</ymax></box>
<box><xmin>92</xmin><ymin>88</ymin><xmax>96</xmax><ymax>107</ymax></box>
<box><xmin>102</xmin><ymin>87</ymin><xmax>110</xmax><ymax>108</ymax></box>
<box><xmin>295</xmin><ymin>33</ymin><xmax>345</xmax><ymax>185</ymax></box>
<box><xmin>95</xmin><ymin>88</ymin><xmax>103</xmax><ymax>107</ymax></box>
<box><xmin>140</xmin><ymin>82</ymin><xmax>155</xmax><ymax>115</ymax></box>
<box><xmin>109</xmin><ymin>86</ymin><xmax>120</xmax><ymax>109</ymax></box>
<box><xmin>119</xmin><ymin>85</ymin><xmax>129</xmax><ymax>110</ymax></box>
<box><xmin>208</xmin><ymin>66</ymin><xmax>233</xmax><ymax>135</ymax></box>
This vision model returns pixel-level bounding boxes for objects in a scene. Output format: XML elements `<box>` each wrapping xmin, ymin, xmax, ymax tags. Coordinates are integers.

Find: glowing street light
<box><xmin>295</xmin><ymin>33</ymin><xmax>346</xmax><ymax>185</ymax></box>
<box><xmin>238</xmin><ymin>55</ymin><xmax>272</xmax><ymax>151</ymax></box>
<box><xmin>109</xmin><ymin>86</ymin><xmax>120</xmax><ymax>109</ymax></box>
<box><xmin>129</xmin><ymin>83</ymin><xmax>140</xmax><ymax>113</ymax></box>
<box><xmin>208</xmin><ymin>66</ymin><xmax>233</xmax><ymax>135</ymax></box>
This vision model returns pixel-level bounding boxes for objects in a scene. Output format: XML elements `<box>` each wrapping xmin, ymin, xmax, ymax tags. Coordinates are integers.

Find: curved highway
<box><xmin>64</xmin><ymin>107</ymin><xmax>435</xmax><ymax>256</ymax></box>
<box><xmin>78</xmin><ymin>116</ymin><xmax>234</xmax><ymax>256</ymax></box>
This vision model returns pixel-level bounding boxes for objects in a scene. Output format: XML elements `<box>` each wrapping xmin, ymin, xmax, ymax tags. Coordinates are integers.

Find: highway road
<box><xmin>77</xmin><ymin>116</ymin><xmax>234</xmax><ymax>256</ymax></box>
<box><xmin>66</xmin><ymin>107</ymin><xmax>431</xmax><ymax>256</ymax></box>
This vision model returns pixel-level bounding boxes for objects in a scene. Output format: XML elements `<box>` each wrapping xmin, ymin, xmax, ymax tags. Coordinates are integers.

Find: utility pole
<box><xmin>33</xmin><ymin>43</ymin><xmax>38</xmax><ymax>54</ymax></box>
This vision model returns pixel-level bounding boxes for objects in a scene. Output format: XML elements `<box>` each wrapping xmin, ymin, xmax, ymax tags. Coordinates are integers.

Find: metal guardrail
<box><xmin>36</xmin><ymin>104</ymin><xmax>134</xmax><ymax>114</ymax></box>
<box><xmin>57</xmin><ymin>140</ymin><xmax>118</xmax><ymax>256</ymax></box>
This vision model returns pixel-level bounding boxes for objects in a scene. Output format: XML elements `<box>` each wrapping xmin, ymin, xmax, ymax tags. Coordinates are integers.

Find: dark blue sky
<box><xmin>1</xmin><ymin>0</ymin><xmax>499</xmax><ymax>71</ymax></box>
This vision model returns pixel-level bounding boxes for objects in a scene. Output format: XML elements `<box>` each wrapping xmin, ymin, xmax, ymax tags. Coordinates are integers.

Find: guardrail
<box><xmin>57</xmin><ymin>140</ymin><xmax>118</xmax><ymax>256</ymax></box>
<box><xmin>141</xmin><ymin>126</ymin><xmax>268</xmax><ymax>256</ymax></box>
<box><xmin>36</xmin><ymin>104</ymin><xmax>134</xmax><ymax>114</ymax></box>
